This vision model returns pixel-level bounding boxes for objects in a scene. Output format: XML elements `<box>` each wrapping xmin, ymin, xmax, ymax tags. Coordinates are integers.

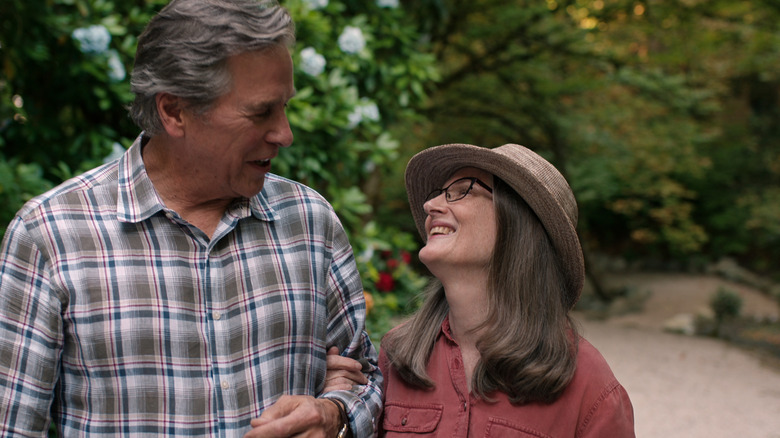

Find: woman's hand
<box><xmin>323</xmin><ymin>346</ymin><xmax>368</xmax><ymax>392</ymax></box>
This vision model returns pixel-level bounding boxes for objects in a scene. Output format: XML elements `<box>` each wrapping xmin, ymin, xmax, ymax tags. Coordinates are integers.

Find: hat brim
<box><xmin>404</xmin><ymin>143</ymin><xmax>585</xmax><ymax>306</ymax></box>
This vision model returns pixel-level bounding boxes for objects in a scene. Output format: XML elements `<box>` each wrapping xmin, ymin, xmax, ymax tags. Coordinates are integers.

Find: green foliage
<box><xmin>4</xmin><ymin>0</ymin><xmax>780</xmax><ymax>328</ymax></box>
<box><xmin>1</xmin><ymin>0</ymin><xmax>439</xmax><ymax>341</ymax></box>
<box><xmin>354</xmin><ymin>222</ymin><xmax>428</xmax><ymax>343</ymax></box>
<box><xmin>277</xmin><ymin>0</ymin><xmax>439</xmax><ymax>334</ymax></box>
<box><xmin>710</xmin><ymin>287</ymin><xmax>743</xmax><ymax>322</ymax></box>
<box><xmin>0</xmin><ymin>0</ymin><xmax>164</xmax><ymax>178</ymax></box>
<box><xmin>398</xmin><ymin>0</ymin><xmax>780</xmax><ymax>274</ymax></box>
<box><xmin>0</xmin><ymin>158</ymin><xmax>53</xmax><ymax>230</ymax></box>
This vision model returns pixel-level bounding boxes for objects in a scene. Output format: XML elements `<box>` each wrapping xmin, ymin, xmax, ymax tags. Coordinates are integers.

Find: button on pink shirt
<box><xmin>378</xmin><ymin>317</ymin><xmax>635</xmax><ymax>437</ymax></box>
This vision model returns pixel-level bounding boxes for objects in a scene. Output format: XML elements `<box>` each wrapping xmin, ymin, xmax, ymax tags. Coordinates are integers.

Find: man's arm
<box><xmin>318</xmin><ymin>219</ymin><xmax>384</xmax><ymax>437</ymax></box>
<box><xmin>243</xmin><ymin>206</ymin><xmax>382</xmax><ymax>437</ymax></box>
<box><xmin>0</xmin><ymin>216</ymin><xmax>61</xmax><ymax>435</ymax></box>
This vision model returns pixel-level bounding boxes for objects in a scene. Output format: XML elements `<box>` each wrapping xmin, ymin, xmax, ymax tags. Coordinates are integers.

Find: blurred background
<box><xmin>2</xmin><ymin>0</ymin><xmax>780</xmax><ymax>435</ymax></box>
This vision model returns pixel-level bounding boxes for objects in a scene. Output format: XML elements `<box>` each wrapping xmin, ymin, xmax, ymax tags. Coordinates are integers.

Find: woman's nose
<box><xmin>423</xmin><ymin>193</ymin><xmax>447</xmax><ymax>215</ymax></box>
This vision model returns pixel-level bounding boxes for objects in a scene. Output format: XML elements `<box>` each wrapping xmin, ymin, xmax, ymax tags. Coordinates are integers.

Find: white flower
<box><xmin>347</xmin><ymin>98</ymin><xmax>381</xmax><ymax>128</ymax></box>
<box><xmin>72</xmin><ymin>25</ymin><xmax>111</xmax><ymax>55</ymax></box>
<box><xmin>347</xmin><ymin>108</ymin><xmax>363</xmax><ymax>128</ymax></box>
<box><xmin>377</xmin><ymin>0</ymin><xmax>399</xmax><ymax>8</ymax></box>
<box><xmin>358</xmin><ymin>246</ymin><xmax>375</xmax><ymax>264</ymax></box>
<box><xmin>360</xmin><ymin>100</ymin><xmax>380</xmax><ymax>122</ymax></box>
<box><xmin>338</xmin><ymin>26</ymin><xmax>365</xmax><ymax>54</ymax></box>
<box><xmin>299</xmin><ymin>47</ymin><xmax>326</xmax><ymax>76</ymax></box>
<box><xmin>302</xmin><ymin>0</ymin><xmax>328</xmax><ymax>9</ymax></box>
<box><xmin>106</xmin><ymin>50</ymin><xmax>126</xmax><ymax>82</ymax></box>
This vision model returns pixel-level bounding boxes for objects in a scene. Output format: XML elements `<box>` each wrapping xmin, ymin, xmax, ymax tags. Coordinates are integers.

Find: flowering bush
<box><xmin>355</xmin><ymin>223</ymin><xmax>429</xmax><ymax>342</ymax></box>
<box><xmin>2</xmin><ymin>0</ymin><xmax>439</xmax><ymax>343</ymax></box>
<box><xmin>0</xmin><ymin>0</ymin><xmax>164</xmax><ymax>233</ymax></box>
<box><xmin>277</xmin><ymin>0</ymin><xmax>439</xmax><ymax>340</ymax></box>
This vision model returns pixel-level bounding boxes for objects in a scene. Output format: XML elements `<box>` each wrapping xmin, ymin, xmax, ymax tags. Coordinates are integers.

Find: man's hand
<box><xmin>244</xmin><ymin>395</ymin><xmax>340</xmax><ymax>438</ymax></box>
<box><xmin>323</xmin><ymin>347</ymin><xmax>367</xmax><ymax>392</ymax></box>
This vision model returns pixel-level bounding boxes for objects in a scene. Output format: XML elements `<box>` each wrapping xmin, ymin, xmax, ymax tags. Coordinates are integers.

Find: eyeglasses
<box><xmin>425</xmin><ymin>177</ymin><xmax>493</xmax><ymax>203</ymax></box>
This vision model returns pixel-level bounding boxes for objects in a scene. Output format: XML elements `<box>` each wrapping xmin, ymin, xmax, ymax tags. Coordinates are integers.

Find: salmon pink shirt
<box><xmin>378</xmin><ymin>317</ymin><xmax>635</xmax><ymax>437</ymax></box>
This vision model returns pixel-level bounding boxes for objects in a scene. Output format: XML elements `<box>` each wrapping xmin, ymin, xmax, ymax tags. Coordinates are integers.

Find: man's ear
<box><xmin>156</xmin><ymin>93</ymin><xmax>186</xmax><ymax>137</ymax></box>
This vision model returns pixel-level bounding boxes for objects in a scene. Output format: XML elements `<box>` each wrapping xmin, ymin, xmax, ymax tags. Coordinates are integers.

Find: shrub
<box><xmin>710</xmin><ymin>287</ymin><xmax>743</xmax><ymax>322</ymax></box>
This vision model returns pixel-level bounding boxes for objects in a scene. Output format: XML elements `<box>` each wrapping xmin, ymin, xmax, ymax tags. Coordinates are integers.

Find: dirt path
<box><xmin>573</xmin><ymin>273</ymin><xmax>780</xmax><ymax>438</ymax></box>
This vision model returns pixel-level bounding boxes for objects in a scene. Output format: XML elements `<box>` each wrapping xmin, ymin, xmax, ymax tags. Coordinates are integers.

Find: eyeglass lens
<box><xmin>425</xmin><ymin>178</ymin><xmax>481</xmax><ymax>203</ymax></box>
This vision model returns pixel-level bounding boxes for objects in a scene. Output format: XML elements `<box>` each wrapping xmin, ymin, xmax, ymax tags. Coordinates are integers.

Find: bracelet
<box><xmin>324</xmin><ymin>397</ymin><xmax>351</xmax><ymax>438</ymax></box>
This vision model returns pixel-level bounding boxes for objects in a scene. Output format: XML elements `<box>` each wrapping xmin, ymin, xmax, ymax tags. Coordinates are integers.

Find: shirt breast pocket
<box><xmin>484</xmin><ymin>417</ymin><xmax>553</xmax><ymax>437</ymax></box>
<box><xmin>382</xmin><ymin>401</ymin><xmax>443</xmax><ymax>436</ymax></box>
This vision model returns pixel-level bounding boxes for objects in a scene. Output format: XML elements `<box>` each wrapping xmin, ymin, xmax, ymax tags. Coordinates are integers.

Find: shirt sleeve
<box><xmin>320</xmin><ymin>211</ymin><xmax>383</xmax><ymax>437</ymax></box>
<box><xmin>578</xmin><ymin>381</ymin><xmax>636</xmax><ymax>438</ymax></box>
<box><xmin>0</xmin><ymin>215</ymin><xmax>63</xmax><ymax>436</ymax></box>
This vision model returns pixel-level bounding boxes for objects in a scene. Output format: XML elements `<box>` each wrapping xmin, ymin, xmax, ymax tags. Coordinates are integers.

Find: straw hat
<box><xmin>405</xmin><ymin>143</ymin><xmax>585</xmax><ymax>307</ymax></box>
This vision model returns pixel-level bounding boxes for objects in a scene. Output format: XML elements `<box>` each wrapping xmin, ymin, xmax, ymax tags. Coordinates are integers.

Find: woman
<box><xmin>326</xmin><ymin>143</ymin><xmax>635</xmax><ymax>437</ymax></box>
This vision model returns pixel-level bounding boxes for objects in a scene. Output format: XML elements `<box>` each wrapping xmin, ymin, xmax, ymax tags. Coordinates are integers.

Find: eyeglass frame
<box><xmin>424</xmin><ymin>177</ymin><xmax>494</xmax><ymax>204</ymax></box>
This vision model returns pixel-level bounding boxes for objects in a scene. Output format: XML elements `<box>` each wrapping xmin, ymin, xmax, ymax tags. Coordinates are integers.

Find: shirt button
<box><xmin>213</xmin><ymin>311</ymin><xmax>222</xmax><ymax>320</ymax></box>
<box><xmin>462</xmin><ymin>402</ymin><xmax>467</xmax><ymax>411</ymax></box>
<box><xmin>221</xmin><ymin>380</ymin><xmax>230</xmax><ymax>390</ymax></box>
<box><xmin>401</xmin><ymin>417</ymin><xmax>407</xmax><ymax>426</ymax></box>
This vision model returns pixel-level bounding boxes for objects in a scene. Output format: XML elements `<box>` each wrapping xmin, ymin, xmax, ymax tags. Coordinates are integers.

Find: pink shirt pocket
<box><xmin>382</xmin><ymin>401</ymin><xmax>443</xmax><ymax>435</ymax></box>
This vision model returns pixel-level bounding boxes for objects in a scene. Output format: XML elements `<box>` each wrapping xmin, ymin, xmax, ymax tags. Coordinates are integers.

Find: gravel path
<box><xmin>574</xmin><ymin>273</ymin><xmax>780</xmax><ymax>438</ymax></box>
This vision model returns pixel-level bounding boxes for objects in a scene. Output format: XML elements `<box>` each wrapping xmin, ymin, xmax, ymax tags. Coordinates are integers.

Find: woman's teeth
<box><xmin>430</xmin><ymin>226</ymin><xmax>454</xmax><ymax>236</ymax></box>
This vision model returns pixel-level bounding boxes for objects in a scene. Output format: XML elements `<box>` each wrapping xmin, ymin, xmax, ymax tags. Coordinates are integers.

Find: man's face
<box><xmin>180</xmin><ymin>46</ymin><xmax>295</xmax><ymax>201</ymax></box>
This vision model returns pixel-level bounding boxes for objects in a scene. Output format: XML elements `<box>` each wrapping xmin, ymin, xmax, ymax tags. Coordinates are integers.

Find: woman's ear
<box><xmin>155</xmin><ymin>93</ymin><xmax>186</xmax><ymax>137</ymax></box>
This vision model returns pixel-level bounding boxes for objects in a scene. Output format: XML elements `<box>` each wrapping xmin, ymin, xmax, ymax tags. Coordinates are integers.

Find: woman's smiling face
<box><xmin>418</xmin><ymin>167</ymin><xmax>496</xmax><ymax>275</ymax></box>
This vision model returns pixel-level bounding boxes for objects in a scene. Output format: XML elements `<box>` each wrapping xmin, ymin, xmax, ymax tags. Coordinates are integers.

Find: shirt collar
<box><xmin>441</xmin><ymin>314</ymin><xmax>457</xmax><ymax>343</ymax></box>
<box><xmin>223</xmin><ymin>195</ymin><xmax>279</xmax><ymax>223</ymax></box>
<box><xmin>117</xmin><ymin>134</ymin><xmax>165</xmax><ymax>223</ymax></box>
<box><xmin>249</xmin><ymin>188</ymin><xmax>279</xmax><ymax>222</ymax></box>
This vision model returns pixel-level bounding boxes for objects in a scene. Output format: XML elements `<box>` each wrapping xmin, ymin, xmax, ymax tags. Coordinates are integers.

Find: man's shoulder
<box><xmin>261</xmin><ymin>173</ymin><xmax>331</xmax><ymax>208</ymax></box>
<box><xmin>16</xmin><ymin>161</ymin><xmax>120</xmax><ymax>220</ymax></box>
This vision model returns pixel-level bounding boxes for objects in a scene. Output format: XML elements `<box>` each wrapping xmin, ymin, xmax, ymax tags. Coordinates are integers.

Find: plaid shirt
<box><xmin>0</xmin><ymin>135</ymin><xmax>382</xmax><ymax>437</ymax></box>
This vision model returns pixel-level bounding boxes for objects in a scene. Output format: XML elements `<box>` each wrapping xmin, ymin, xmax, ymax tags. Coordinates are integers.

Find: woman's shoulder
<box><xmin>571</xmin><ymin>337</ymin><xmax>622</xmax><ymax>386</ymax></box>
<box><xmin>563</xmin><ymin>336</ymin><xmax>633</xmax><ymax>416</ymax></box>
<box><xmin>566</xmin><ymin>337</ymin><xmax>635</xmax><ymax>436</ymax></box>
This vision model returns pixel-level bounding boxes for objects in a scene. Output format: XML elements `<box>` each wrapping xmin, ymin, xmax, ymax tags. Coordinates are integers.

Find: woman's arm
<box><xmin>323</xmin><ymin>346</ymin><xmax>368</xmax><ymax>392</ymax></box>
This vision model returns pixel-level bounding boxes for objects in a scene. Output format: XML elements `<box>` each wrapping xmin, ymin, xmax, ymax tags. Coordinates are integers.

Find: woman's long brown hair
<box><xmin>383</xmin><ymin>176</ymin><xmax>579</xmax><ymax>403</ymax></box>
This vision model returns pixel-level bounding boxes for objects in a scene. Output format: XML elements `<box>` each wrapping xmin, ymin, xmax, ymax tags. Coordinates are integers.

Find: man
<box><xmin>0</xmin><ymin>0</ymin><xmax>381</xmax><ymax>436</ymax></box>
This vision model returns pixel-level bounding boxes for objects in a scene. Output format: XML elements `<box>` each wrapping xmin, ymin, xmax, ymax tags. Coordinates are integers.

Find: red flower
<box><xmin>386</xmin><ymin>258</ymin><xmax>400</xmax><ymax>270</ymax></box>
<box><xmin>400</xmin><ymin>251</ymin><xmax>412</xmax><ymax>264</ymax></box>
<box><xmin>376</xmin><ymin>272</ymin><xmax>395</xmax><ymax>292</ymax></box>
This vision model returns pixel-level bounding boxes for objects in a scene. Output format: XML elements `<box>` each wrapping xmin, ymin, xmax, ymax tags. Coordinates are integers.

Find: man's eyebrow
<box><xmin>245</xmin><ymin>101</ymin><xmax>274</xmax><ymax>113</ymax></box>
<box><xmin>245</xmin><ymin>90</ymin><xmax>298</xmax><ymax>113</ymax></box>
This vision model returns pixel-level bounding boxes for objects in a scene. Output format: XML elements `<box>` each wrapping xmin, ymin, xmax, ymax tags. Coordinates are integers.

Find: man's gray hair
<box><xmin>128</xmin><ymin>0</ymin><xmax>296</xmax><ymax>134</ymax></box>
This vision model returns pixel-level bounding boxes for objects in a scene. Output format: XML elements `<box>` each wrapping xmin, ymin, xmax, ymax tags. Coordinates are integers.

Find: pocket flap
<box><xmin>382</xmin><ymin>402</ymin><xmax>443</xmax><ymax>433</ymax></box>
